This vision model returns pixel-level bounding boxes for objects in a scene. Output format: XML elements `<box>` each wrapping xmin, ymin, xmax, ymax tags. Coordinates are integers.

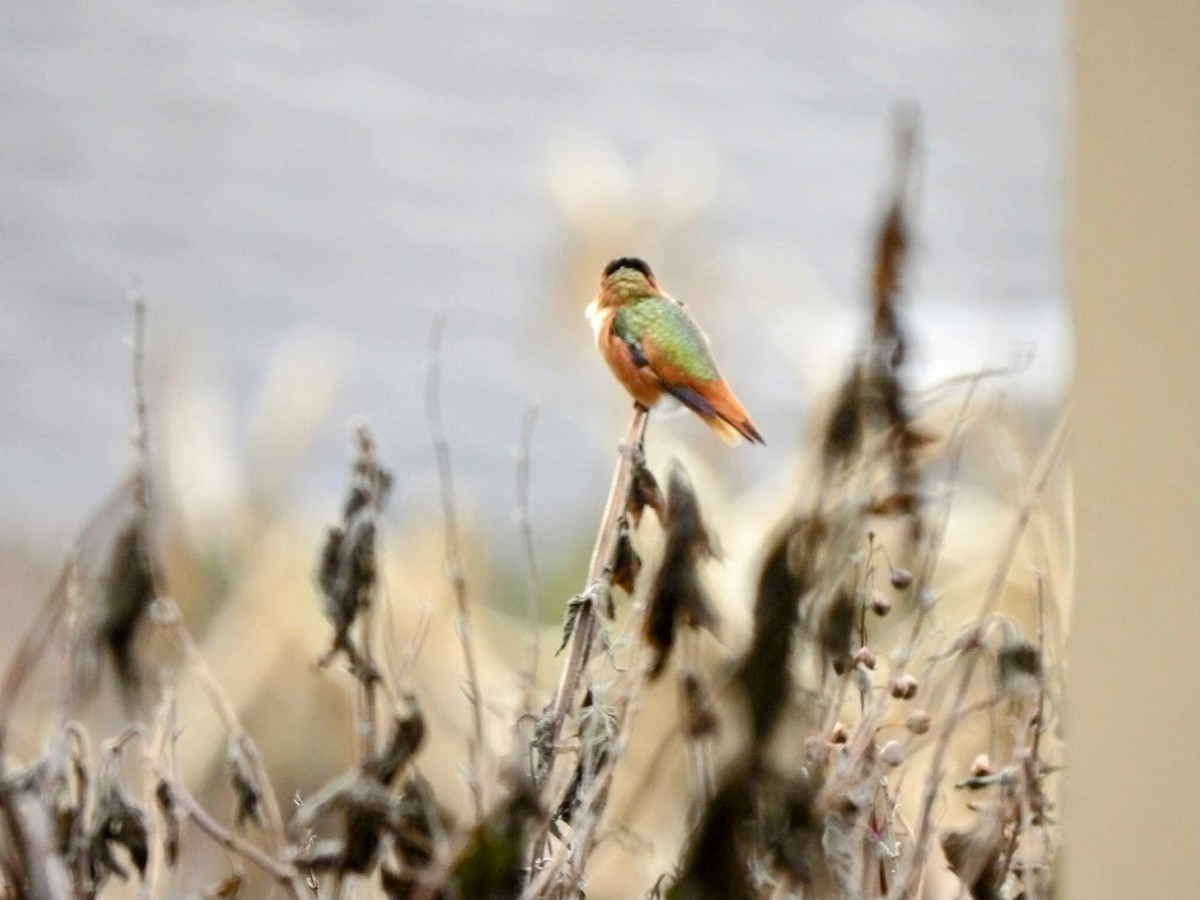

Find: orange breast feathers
<box><xmin>591</xmin><ymin>305</ymin><xmax>666</xmax><ymax>408</ymax></box>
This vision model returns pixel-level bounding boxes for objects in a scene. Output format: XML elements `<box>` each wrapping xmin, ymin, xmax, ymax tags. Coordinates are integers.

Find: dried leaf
<box><xmin>820</xmin><ymin>587</ymin><xmax>857</xmax><ymax>676</ymax></box>
<box><xmin>736</xmin><ymin>515</ymin><xmax>823</xmax><ymax>745</ymax></box>
<box><xmin>611</xmin><ymin>527</ymin><xmax>642</xmax><ymax>595</ymax></box>
<box><xmin>316</xmin><ymin>426</ymin><xmax>392</xmax><ymax>676</ymax></box>
<box><xmin>555</xmin><ymin>592</ymin><xmax>586</xmax><ymax>655</ymax></box>
<box><xmin>822</xmin><ymin>365</ymin><xmax>865</xmax><ymax>474</ymax></box>
<box><xmin>154</xmin><ymin>779</ymin><xmax>180</xmax><ymax>866</ymax></box>
<box><xmin>98</xmin><ymin>520</ymin><xmax>155</xmax><ymax>701</ymax></box>
<box><xmin>668</xmin><ymin>768</ymin><xmax>756</xmax><ymax>900</ymax></box>
<box><xmin>628</xmin><ymin>463</ymin><xmax>667</xmax><ymax>525</ymax></box>
<box><xmin>88</xmin><ymin>751</ymin><xmax>149</xmax><ymax>885</ymax></box>
<box><xmin>644</xmin><ymin>464</ymin><xmax>719</xmax><ymax>681</ymax></box>
<box><xmin>940</xmin><ymin>808</ymin><xmax>1007</xmax><ymax>900</ymax></box>
<box><xmin>448</xmin><ymin>777</ymin><xmax>540</xmax><ymax>900</ymax></box>
<box><xmin>227</xmin><ymin>737</ymin><xmax>263</xmax><ymax>829</ymax></box>
<box><xmin>362</xmin><ymin>707</ymin><xmax>426</xmax><ymax>787</ymax></box>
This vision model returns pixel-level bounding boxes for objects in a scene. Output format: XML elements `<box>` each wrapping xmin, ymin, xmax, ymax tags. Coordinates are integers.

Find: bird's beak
<box><xmin>584</xmin><ymin>297</ymin><xmax>599</xmax><ymax>320</ymax></box>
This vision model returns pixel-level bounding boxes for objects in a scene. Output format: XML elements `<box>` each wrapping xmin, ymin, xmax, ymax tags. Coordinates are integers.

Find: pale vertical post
<box><xmin>1066</xmin><ymin>1</ymin><xmax>1200</xmax><ymax>897</ymax></box>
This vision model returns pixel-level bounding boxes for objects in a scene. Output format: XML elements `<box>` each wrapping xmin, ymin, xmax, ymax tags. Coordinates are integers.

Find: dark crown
<box><xmin>603</xmin><ymin>257</ymin><xmax>653</xmax><ymax>279</ymax></box>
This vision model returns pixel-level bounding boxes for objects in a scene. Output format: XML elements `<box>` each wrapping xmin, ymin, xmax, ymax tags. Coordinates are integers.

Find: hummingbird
<box><xmin>586</xmin><ymin>257</ymin><xmax>764</xmax><ymax>445</ymax></box>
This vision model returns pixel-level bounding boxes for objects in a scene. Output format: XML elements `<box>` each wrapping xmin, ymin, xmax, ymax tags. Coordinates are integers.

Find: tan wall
<box><xmin>1066</xmin><ymin>1</ymin><xmax>1200</xmax><ymax>897</ymax></box>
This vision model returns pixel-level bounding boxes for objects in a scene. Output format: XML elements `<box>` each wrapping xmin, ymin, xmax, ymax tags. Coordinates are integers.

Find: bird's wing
<box><xmin>613</xmin><ymin>298</ymin><xmax>718</xmax><ymax>382</ymax></box>
<box><xmin>614</xmin><ymin>298</ymin><xmax>765</xmax><ymax>445</ymax></box>
<box><xmin>614</xmin><ymin>299</ymin><xmax>726</xmax><ymax>414</ymax></box>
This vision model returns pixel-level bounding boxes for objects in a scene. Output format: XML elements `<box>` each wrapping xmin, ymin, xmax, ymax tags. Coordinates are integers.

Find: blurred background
<box><xmin>0</xmin><ymin>2</ymin><xmax>1090</xmax><ymax>897</ymax></box>
<box><xmin>0</xmin><ymin>0</ymin><xmax>1067</xmax><ymax>573</ymax></box>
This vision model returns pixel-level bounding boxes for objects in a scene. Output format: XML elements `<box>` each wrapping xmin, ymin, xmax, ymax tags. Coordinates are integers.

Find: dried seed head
<box><xmin>970</xmin><ymin>754</ymin><xmax>994</xmax><ymax>778</ymax></box>
<box><xmin>830</xmin><ymin>722</ymin><xmax>849</xmax><ymax>744</ymax></box>
<box><xmin>853</xmin><ymin>646</ymin><xmax>877</xmax><ymax>670</ymax></box>
<box><xmin>890</xmin><ymin>567</ymin><xmax>913</xmax><ymax>590</ymax></box>
<box><xmin>889</xmin><ymin>673</ymin><xmax>919</xmax><ymax>700</ymax></box>
<box><xmin>880</xmin><ymin>740</ymin><xmax>905</xmax><ymax>767</ymax></box>
<box><xmin>870</xmin><ymin>591</ymin><xmax>892</xmax><ymax>616</ymax></box>
<box><xmin>905</xmin><ymin>709</ymin><xmax>933</xmax><ymax>735</ymax></box>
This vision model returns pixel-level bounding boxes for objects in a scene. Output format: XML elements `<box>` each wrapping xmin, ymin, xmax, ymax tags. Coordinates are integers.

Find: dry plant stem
<box><xmin>426</xmin><ymin>313</ymin><xmax>487</xmax><ymax>823</ymax></box>
<box><xmin>357</xmin><ymin>595</ymin><xmax>379</xmax><ymax>760</ymax></box>
<box><xmin>53</xmin><ymin>557</ymin><xmax>86</xmax><ymax>726</ymax></box>
<box><xmin>142</xmin><ymin>699</ymin><xmax>176</xmax><ymax>900</ymax></box>
<box><xmin>889</xmin><ymin>413</ymin><xmax>1069</xmax><ymax>900</ymax></box>
<box><xmin>543</xmin><ymin>404</ymin><xmax>649</xmax><ymax>773</ymax></box>
<box><xmin>516</xmin><ymin>405</ymin><xmax>542</xmax><ymax>687</ymax></box>
<box><xmin>131</xmin><ymin>295</ymin><xmax>151</xmax><ymax>501</ymax></box>
<box><xmin>159</xmin><ymin>768</ymin><xmax>302</xmax><ymax>896</ymax></box>
<box><xmin>156</xmin><ymin>604</ymin><xmax>290</xmax><ymax>861</ymax></box>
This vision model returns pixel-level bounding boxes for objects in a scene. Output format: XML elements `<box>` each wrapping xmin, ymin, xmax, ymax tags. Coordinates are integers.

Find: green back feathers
<box><xmin>614</xmin><ymin>297</ymin><xmax>719</xmax><ymax>382</ymax></box>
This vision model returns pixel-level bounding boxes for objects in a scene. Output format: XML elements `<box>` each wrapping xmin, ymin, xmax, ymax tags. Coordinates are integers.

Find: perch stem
<box><xmin>544</xmin><ymin>405</ymin><xmax>647</xmax><ymax>766</ymax></box>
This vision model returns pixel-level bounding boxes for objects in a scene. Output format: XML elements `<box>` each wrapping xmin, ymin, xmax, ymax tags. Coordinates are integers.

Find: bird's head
<box><xmin>587</xmin><ymin>257</ymin><xmax>658</xmax><ymax>320</ymax></box>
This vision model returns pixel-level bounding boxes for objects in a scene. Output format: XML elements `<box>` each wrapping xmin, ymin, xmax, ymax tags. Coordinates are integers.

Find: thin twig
<box><xmin>131</xmin><ymin>293</ymin><xmax>151</xmax><ymax>505</ymax></box>
<box><xmin>516</xmin><ymin>405</ymin><xmax>543</xmax><ymax>688</ymax></box>
<box><xmin>152</xmin><ymin>600</ymin><xmax>291</xmax><ymax>863</ymax></box>
<box><xmin>158</xmin><ymin>768</ymin><xmax>302</xmax><ymax>896</ymax></box>
<box><xmin>426</xmin><ymin>313</ymin><xmax>487</xmax><ymax>823</ymax></box>
<box><xmin>53</xmin><ymin>554</ymin><xmax>86</xmax><ymax>726</ymax></box>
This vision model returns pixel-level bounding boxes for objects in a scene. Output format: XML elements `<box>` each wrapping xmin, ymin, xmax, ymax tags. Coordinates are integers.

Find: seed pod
<box><xmin>970</xmin><ymin>754</ymin><xmax>994</xmax><ymax>778</ymax></box>
<box><xmin>880</xmin><ymin>740</ymin><xmax>905</xmax><ymax>767</ymax></box>
<box><xmin>890</xmin><ymin>567</ymin><xmax>913</xmax><ymax>590</ymax></box>
<box><xmin>854</xmin><ymin>646</ymin><xmax>877</xmax><ymax>670</ymax></box>
<box><xmin>889</xmin><ymin>673</ymin><xmax>919</xmax><ymax>700</ymax></box>
<box><xmin>870</xmin><ymin>591</ymin><xmax>892</xmax><ymax>616</ymax></box>
<box><xmin>830</xmin><ymin>722</ymin><xmax>850</xmax><ymax>744</ymax></box>
<box><xmin>905</xmin><ymin>709</ymin><xmax>933</xmax><ymax>735</ymax></box>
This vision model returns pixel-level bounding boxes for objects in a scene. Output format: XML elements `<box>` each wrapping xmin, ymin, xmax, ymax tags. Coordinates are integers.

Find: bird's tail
<box><xmin>664</xmin><ymin>376</ymin><xmax>765</xmax><ymax>446</ymax></box>
<box><xmin>701</xmin><ymin>382</ymin><xmax>765</xmax><ymax>446</ymax></box>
